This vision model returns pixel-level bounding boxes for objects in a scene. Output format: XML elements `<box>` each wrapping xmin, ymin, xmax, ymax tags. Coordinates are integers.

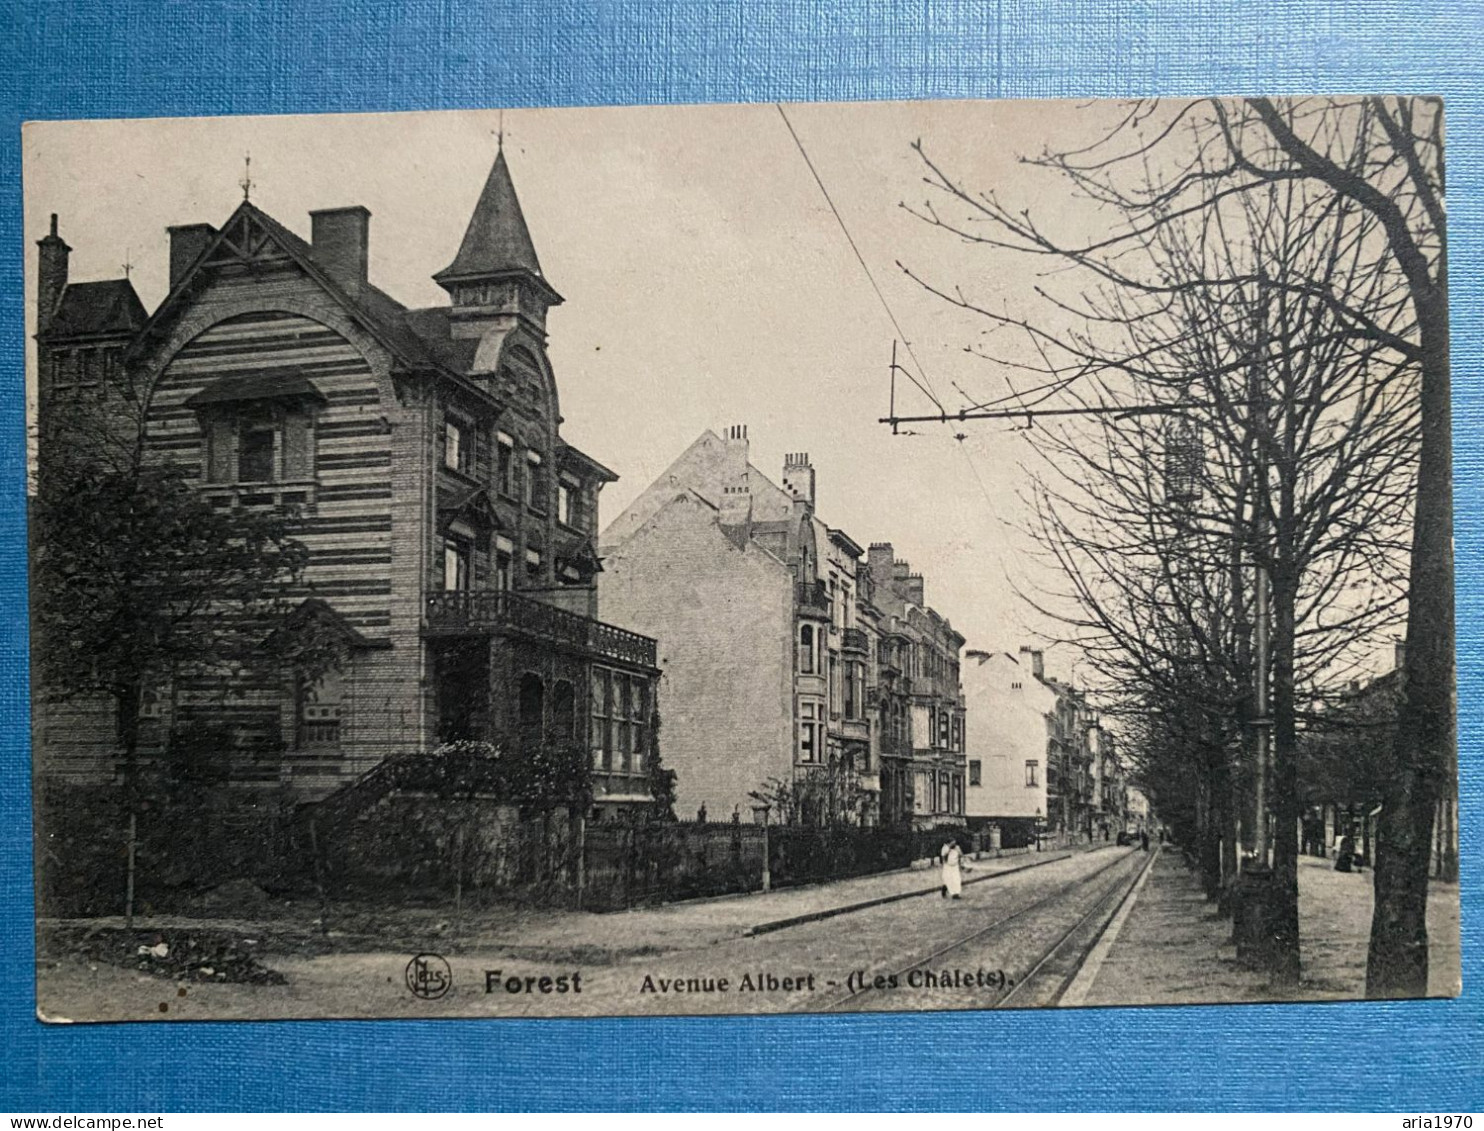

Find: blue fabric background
<box><xmin>1</xmin><ymin>0</ymin><xmax>1478</xmax><ymax>1113</ymax></box>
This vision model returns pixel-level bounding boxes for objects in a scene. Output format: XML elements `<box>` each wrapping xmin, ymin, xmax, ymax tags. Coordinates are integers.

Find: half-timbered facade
<box><xmin>34</xmin><ymin>149</ymin><xmax>659</xmax><ymax>813</ymax></box>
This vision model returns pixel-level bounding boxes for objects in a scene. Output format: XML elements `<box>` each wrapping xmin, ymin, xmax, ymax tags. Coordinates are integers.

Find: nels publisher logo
<box><xmin>405</xmin><ymin>953</ymin><xmax>452</xmax><ymax>1000</ymax></box>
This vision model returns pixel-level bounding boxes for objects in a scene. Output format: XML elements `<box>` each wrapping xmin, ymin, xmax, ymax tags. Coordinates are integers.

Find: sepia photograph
<box><xmin>24</xmin><ymin>96</ymin><xmax>1457</xmax><ymax>1024</ymax></box>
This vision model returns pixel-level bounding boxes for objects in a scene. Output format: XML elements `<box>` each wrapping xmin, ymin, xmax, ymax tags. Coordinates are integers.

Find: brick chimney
<box><xmin>167</xmin><ymin>223</ymin><xmax>217</xmax><ymax>288</ymax></box>
<box><xmin>718</xmin><ymin>424</ymin><xmax>752</xmax><ymax>532</ymax></box>
<box><xmin>310</xmin><ymin>206</ymin><xmax>371</xmax><ymax>288</ymax></box>
<box><xmin>867</xmin><ymin>542</ymin><xmax>894</xmax><ymax>588</ymax></box>
<box><xmin>901</xmin><ymin>570</ymin><xmax>925</xmax><ymax>607</ymax></box>
<box><xmin>782</xmin><ymin>452</ymin><xmax>815</xmax><ymax>507</ymax></box>
<box><xmin>1019</xmin><ymin>646</ymin><xmax>1045</xmax><ymax>681</ymax></box>
<box><xmin>36</xmin><ymin>214</ymin><xmax>69</xmax><ymax>336</ymax></box>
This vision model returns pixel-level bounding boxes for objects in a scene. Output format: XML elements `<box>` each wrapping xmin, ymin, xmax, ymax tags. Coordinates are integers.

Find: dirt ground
<box><xmin>1080</xmin><ymin>853</ymin><xmax>1460</xmax><ymax>1006</ymax></box>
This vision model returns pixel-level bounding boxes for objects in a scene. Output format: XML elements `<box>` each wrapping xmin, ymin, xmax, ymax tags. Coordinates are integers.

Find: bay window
<box><xmin>798</xmin><ymin>699</ymin><xmax>825</xmax><ymax>763</ymax></box>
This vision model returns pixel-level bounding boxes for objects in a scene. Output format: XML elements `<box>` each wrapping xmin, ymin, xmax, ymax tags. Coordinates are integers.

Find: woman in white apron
<box><xmin>940</xmin><ymin>840</ymin><xmax>964</xmax><ymax>899</ymax></box>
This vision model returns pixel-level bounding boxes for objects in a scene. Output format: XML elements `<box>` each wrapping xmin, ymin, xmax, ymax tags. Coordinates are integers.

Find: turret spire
<box><xmin>436</xmin><ymin>148</ymin><xmax>546</xmax><ymax>285</ymax></box>
<box><xmin>435</xmin><ymin>145</ymin><xmax>562</xmax><ymax>328</ymax></box>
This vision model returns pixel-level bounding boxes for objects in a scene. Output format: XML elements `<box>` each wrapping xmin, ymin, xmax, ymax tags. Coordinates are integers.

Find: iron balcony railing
<box><xmin>879</xmin><ymin>734</ymin><xmax>913</xmax><ymax>760</ymax></box>
<box><xmin>425</xmin><ymin>588</ymin><xmax>658</xmax><ymax>669</ymax></box>
<box><xmin>796</xmin><ymin>579</ymin><xmax>831</xmax><ymax>615</ymax></box>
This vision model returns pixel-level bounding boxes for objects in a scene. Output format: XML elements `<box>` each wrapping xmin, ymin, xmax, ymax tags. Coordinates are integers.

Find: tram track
<box><xmin>823</xmin><ymin>845</ymin><xmax>1158</xmax><ymax>1012</ymax></box>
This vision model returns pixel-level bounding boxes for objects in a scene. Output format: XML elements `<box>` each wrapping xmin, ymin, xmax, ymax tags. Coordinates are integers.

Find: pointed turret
<box><xmin>435</xmin><ymin>147</ymin><xmax>562</xmax><ymax>334</ymax></box>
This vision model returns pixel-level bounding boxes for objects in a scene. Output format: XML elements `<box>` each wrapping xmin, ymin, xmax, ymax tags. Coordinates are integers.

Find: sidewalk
<box><xmin>41</xmin><ymin>845</ymin><xmax>1095</xmax><ymax>963</ymax></box>
<box><xmin>1080</xmin><ymin>850</ymin><xmax>1460</xmax><ymax>1005</ymax></box>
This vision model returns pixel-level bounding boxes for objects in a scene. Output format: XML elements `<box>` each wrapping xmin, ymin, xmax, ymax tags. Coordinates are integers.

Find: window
<box><xmin>299</xmin><ymin>668</ymin><xmax>344</xmax><ymax>748</ymax></box>
<box><xmin>588</xmin><ymin>667</ymin><xmax>648</xmax><ymax>774</ymax></box>
<box><xmin>615</xmin><ymin>674</ymin><xmax>633</xmax><ymax>771</ymax></box>
<box><xmin>518</xmin><ymin>673</ymin><xmax>544</xmax><ymax>748</ymax></box>
<box><xmin>939</xmin><ymin>710</ymin><xmax>950</xmax><ymax>749</ymax></box>
<box><xmin>829</xmin><ymin>654</ymin><xmax>840</xmax><ymax>716</ymax></box>
<box><xmin>553</xmin><ymin>681</ymin><xmax>577</xmax><ymax>742</ymax></box>
<box><xmin>631</xmin><ymin>680</ymin><xmax>649</xmax><ymax>774</ymax></box>
<box><xmin>969</xmin><ymin>759</ymin><xmax>982</xmax><ymax>787</ymax></box>
<box><xmin>238</xmin><ymin>423</ymin><xmax>276</xmax><ymax>482</ymax></box>
<box><xmin>558</xmin><ymin>477</ymin><xmax>583</xmax><ymax>529</ymax></box>
<box><xmin>494</xmin><ymin>538</ymin><xmax>513</xmax><ymax>591</ymax></box>
<box><xmin>591</xmin><ymin>669</ymin><xmax>613</xmax><ymax>770</ymax></box>
<box><xmin>525</xmin><ymin>450</ymin><xmax>546</xmax><ymax>512</ymax></box>
<box><xmin>844</xmin><ymin>661</ymin><xmax>859</xmax><ymax>720</ymax></box>
<box><xmin>204</xmin><ymin>405</ymin><xmax>315</xmax><ymax>486</ymax></box>
<box><xmin>952</xmin><ymin>714</ymin><xmax>963</xmax><ymax>752</ymax></box>
<box><xmin>798</xmin><ymin>624</ymin><xmax>817</xmax><ymax>674</ymax></box>
<box><xmin>1026</xmin><ymin>760</ymin><xmax>1040</xmax><ymax>787</ymax></box>
<box><xmin>443</xmin><ymin>538</ymin><xmax>470</xmax><ymax>591</ymax></box>
<box><xmin>525</xmin><ymin>545</ymin><xmax>543</xmax><ymax>581</ymax></box>
<box><xmin>497</xmin><ymin>433</ymin><xmax>516</xmax><ymax>497</ymax></box>
<box><xmin>798</xmin><ymin>700</ymin><xmax>824</xmax><ymax>763</ymax></box>
<box><xmin>444</xmin><ymin>417</ymin><xmax>472</xmax><ymax>474</ymax></box>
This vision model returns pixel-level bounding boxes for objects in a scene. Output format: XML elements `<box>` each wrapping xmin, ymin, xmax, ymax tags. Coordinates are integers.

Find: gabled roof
<box><xmin>434</xmin><ymin>149</ymin><xmax>554</xmax><ymax>295</ymax></box>
<box><xmin>45</xmin><ymin>279</ymin><xmax>148</xmax><ymax>339</ymax></box>
<box><xmin>828</xmin><ymin>526</ymin><xmax>866</xmax><ymax>559</ymax></box>
<box><xmin>558</xmin><ymin>441</ymin><xmax>619</xmax><ymax>484</ymax></box>
<box><xmin>128</xmin><ymin>202</ymin><xmax>499</xmax><ymax>412</ymax></box>
<box><xmin>437</xmin><ymin>483</ymin><xmax>502</xmax><ymax>532</ymax></box>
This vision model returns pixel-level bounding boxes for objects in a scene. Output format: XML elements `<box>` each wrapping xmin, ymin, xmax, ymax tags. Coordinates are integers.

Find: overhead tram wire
<box><xmin>775</xmin><ymin>104</ymin><xmax>944</xmax><ymax>416</ymax></box>
<box><xmin>775</xmin><ymin>103</ymin><xmax>1005</xmax><ymax>520</ymax></box>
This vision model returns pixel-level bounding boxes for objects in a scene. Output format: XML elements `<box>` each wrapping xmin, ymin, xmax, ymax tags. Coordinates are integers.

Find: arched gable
<box><xmin>473</xmin><ymin>329</ymin><xmax>560</xmax><ymax>430</ymax></box>
<box><xmin>138</xmin><ymin>294</ymin><xmax>397</xmax><ymax>413</ymax></box>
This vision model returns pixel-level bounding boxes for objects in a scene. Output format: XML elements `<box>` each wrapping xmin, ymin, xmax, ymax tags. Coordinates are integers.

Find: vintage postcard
<box><xmin>24</xmin><ymin>97</ymin><xmax>1457</xmax><ymax>1022</ymax></box>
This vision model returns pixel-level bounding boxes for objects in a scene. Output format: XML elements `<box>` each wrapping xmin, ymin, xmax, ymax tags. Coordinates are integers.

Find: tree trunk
<box><xmin>1268</xmin><ymin>560</ymin><xmax>1303</xmax><ymax>983</ymax></box>
<box><xmin>1368</xmin><ymin>286</ymin><xmax>1452</xmax><ymax>999</ymax></box>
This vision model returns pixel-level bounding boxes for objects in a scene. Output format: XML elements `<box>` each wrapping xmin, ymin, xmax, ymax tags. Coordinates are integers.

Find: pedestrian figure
<box><xmin>940</xmin><ymin>840</ymin><xmax>964</xmax><ymax>900</ymax></box>
<box><xmin>1335</xmin><ymin>833</ymin><xmax>1355</xmax><ymax>873</ymax></box>
<box><xmin>1140</xmin><ymin>830</ymin><xmax>1150</xmax><ymax>852</ymax></box>
<box><xmin>1158</xmin><ymin>827</ymin><xmax>1166</xmax><ymax>846</ymax></box>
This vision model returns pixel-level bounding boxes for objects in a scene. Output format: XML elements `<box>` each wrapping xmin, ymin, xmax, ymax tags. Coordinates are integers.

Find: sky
<box><xmin>20</xmin><ymin>98</ymin><xmax>1195</xmax><ymax>683</ymax></box>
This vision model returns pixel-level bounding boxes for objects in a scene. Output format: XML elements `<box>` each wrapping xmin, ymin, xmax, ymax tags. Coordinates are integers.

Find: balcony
<box><xmin>879</xmin><ymin>734</ymin><xmax>913</xmax><ymax>760</ymax></box>
<box><xmin>842</xmin><ymin>626</ymin><xmax>869</xmax><ymax>653</ymax></box>
<box><xmin>796</xmin><ymin>579</ymin><xmax>831</xmax><ymax>616</ymax></box>
<box><xmin>424</xmin><ymin>589</ymin><xmax>657</xmax><ymax>669</ymax></box>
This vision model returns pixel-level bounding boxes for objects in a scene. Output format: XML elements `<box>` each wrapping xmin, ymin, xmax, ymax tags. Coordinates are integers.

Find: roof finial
<box><xmin>496</xmin><ymin>109</ymin><xmax>505</xmax><ymax>153</ymax></box>
<box><xmin>121</xmin><ymin>248</ymin><xmax>133</xmax><ymax>279</ymax></box>
<box><xmin>239</xmin><ymin>152</ymin><xmax>254</xmax><ymax>201</ymax></box>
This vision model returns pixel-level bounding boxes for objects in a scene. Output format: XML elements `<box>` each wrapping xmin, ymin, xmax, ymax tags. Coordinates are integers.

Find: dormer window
<box><xmin>187</xmin><ymin>371</ymin><xmax>325</xmax><ymax>490</ymax></box>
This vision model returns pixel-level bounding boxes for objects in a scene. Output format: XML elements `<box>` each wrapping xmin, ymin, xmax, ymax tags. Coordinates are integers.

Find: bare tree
<box><xmin>902</xmin><ymin>96</ymin><xmax>1434</xmax><ymax>989</ymax></box>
